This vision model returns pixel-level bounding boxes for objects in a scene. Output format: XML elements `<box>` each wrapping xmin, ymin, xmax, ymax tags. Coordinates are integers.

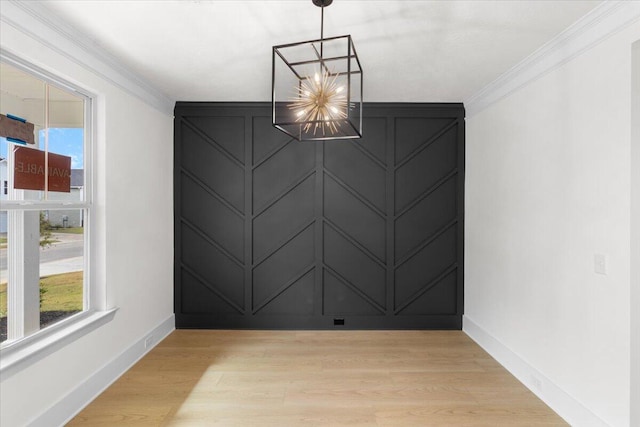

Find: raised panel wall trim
<box><xmin>395</xmin><ymin>219</ymin><xmax>459</xmax><ymax>268</ymax></box>
<box><xmin>253</xmin><ymin>170</ymin><xmax>316</xmax><ymax>217</ymax></box>
<box><xmin>180</xmin><ymin>169</ymin><xmax>245</xmax><ymax>219</ymax></box>
<box><xmin>323</xmin><ymin>218</ymin><xmax>386</xmax><ymax>268</ymax></box>
<box><xmin>456</xmin><ymin>111</ymin><xmax>466</xmax><ymax>317</ymax></box>
<box><xmin>180</xmin><ymin>218</ymin><xmax>244</xmax><ymax>267</ymax></box>
<box><xmin>347</xmin><ymin>140</ymin><xmax>387</xmax><ymax>170</ymax></box>
<box><xmin>252</xmin><ymin>263</ymin><xmax>316</xmax><ymax>314</ymax></box>
<box><xmin>244</xmin><ymin>110</ymin><xmax>253</xmax><ymax>317</ymax></box>
<box><xmin>394</xmin><ymin>264</ymin><xmax>459</xmax><ymax>314</ymax></box>
<box><xmin>394</xmin><ymin>119</ymin><xmax>460</xmax><ymax>171</ymax></box>
<box><xmin>385</xmin><ymin>114</ymin><xmax>396</xmax><ymax>316</ymax></box>
<box><xmin>324</xmin><ymin>169</ymin><xmax>386</xmax><ymax>219</ymax></box>
<box><xmin>252</xmin><ymin>220</ymin><xmax>316</xmax><ymax>268</ymax></box>
<box><xmin>253</xmin><ymin>138</ymin><xmax>295</xmax><ymax>169</ymax></box>
<box><xmin>395</xmin><ymin>169</ymin><xmax>458</xmax><ymax>219</ymax></box>
<box><xmin>181</xmin><ymin>117</ymin><xmax>245</xmax><ymax>168</ymax></box>
<box><xmin>323</xmin><ymin>264</ymin><xmax>387</xmax><ymax>315</ymax></box>
<box><xmin>174</xmin><ymin>102</ymin><xmax>465</xmax><ymax>330</ymax></box>
<box><xmin>175</xmin><ymin>314</ymin><xmax>462</xmax><ymax>330</ymax></box>
<box><xmin>179</xmin><ymin>265</ymin><xmax>245</xmax><ymax>315</ymax></box>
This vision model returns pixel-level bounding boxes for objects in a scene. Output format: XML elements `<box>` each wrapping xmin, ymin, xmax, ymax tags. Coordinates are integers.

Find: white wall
<box><xmin>630</xmin><ymin>39</ymin><xmax>640</xmax><ymax>427</ymax></box>
<box><xmin>465</xmin><ymin>20</ymin><xmax>640</xmax><ymax>427</ymax></box>
<box><xmin>0</xmin><ymin>4</ymin><xmax>174</xmax><ymax>426</ymax></box>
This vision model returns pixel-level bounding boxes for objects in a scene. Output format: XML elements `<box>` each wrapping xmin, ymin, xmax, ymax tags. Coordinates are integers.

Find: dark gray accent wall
<box><xmin>174</xmin><ymin>103</ymin><xmax>464</xmax><ymax>329</ymax></box>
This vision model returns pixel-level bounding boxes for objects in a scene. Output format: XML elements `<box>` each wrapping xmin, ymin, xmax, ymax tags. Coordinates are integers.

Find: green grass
<box><xmin>0</xmin><ymin>271</ymin><xmax>83</xmax><ymax>317</ymax></box>
<box><xmin>40</xmin><ymin>271</ymin><xmax>84</xmax><ymax>312</ymax></box>
<box><xmin>0</xmin><ymin>282</ymin><xmax>5</xmax><ymax>317</ymax></box>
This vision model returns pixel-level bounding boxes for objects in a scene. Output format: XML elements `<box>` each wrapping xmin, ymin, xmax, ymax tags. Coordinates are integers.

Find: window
<box><xmin>0</xmin><ymin>59</ymin><xmax>91</xmax><ymax>348</ymax></box>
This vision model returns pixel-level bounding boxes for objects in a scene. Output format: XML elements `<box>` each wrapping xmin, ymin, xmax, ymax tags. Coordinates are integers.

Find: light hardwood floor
<box><xmin>68</xmin><ymin>330</ymin><xmax>567</xmax><ymax>426</ymax></box>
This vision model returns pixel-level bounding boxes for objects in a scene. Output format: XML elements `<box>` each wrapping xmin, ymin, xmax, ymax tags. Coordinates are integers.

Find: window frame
<box><xmin>0</xmin><ymin>52</ymin><xmax>115</xmax><ymax>379</ymax></box>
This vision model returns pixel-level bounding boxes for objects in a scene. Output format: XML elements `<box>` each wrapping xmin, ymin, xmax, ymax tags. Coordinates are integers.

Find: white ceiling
<box><xmin>36</xmin><ymin>0</ymin><xmax>603</xmax><ymax>103</ymax></box>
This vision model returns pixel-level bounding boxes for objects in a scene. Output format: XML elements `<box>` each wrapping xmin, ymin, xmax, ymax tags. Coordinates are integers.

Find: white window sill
<box><xmin>0</xmin><ymin>308</ymin><xmax>118</xmax><ymax>381</ymax></box>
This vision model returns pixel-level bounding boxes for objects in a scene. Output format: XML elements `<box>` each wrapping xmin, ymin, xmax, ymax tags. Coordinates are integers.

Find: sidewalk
<box><xmin>0</xmin><ymin>232</ymin><xmax>84</xmax><ymax>282</ymax></box>
<box><xmin>50</xmin><ymin>232</ymin><xmax>84</xmax><ymax>244</ymax></box>
<box><xmin>40</xmin><ymin>256</ymin><xmax>83</xmax><ymax>277</ymax></box>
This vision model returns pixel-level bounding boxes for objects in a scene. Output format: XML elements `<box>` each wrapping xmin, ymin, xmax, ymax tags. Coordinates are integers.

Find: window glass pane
<box><xmin>0</xmin><ymin>62</ymin><xmax>46</xmax><ymax>144</ymax></box>
<box><xmin>39</xmin><ymin>209</ymin><xmax>85</xmax><ymax>330</ymax></box>
<box><xmin>0</xmin><ymin>209</ymin><xmax>85</xmax><ymax>344</ymax></box>
<box><xmin>1</xmin><ymin>62</ymin><xmax>45</xmax><ymax>202</ymax></box>
<box><xmin>44</xmin><ymin>85</ymin><xmax>85</xmax><ymax>202</ymax></box>
<box><xmin>0</xmin><ymin>62</ymin><xmax>85</xmax><ymax>202</ymax></box>
<box><xmin>0</xmin><ymin>213</ymin><xmax>6</xmax><ymax>342</ymax></box>
<box><xmin>0</xmin><ymin>58</ymin><xmax>89</xmax><ymax>348</ymax></box>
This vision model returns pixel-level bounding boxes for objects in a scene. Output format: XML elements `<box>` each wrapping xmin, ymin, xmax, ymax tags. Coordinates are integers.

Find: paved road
<box><xmin>0</xmin><ymin>233</ymin><xmax>84</xmax><ymax>277</ymax></box>
<box><xmin>40</xmin><ymin>234</ymin><xmax>84</xmax><ymax>262</ymax></box>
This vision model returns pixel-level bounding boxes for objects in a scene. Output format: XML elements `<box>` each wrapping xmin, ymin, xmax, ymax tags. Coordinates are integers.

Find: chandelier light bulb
<box><xmin>288</xmin><ymin>68</ymin><xmax>348</xmax><ymax>136</ymax></box>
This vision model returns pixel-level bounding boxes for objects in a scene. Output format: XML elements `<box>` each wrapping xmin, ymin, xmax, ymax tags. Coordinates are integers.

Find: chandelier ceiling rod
<box><xmin>321</xmin><ymin>4</ymin><xmax>324</xmax><ymax>56</ymax></box>
<box><xmin>313</xmin><ymin>0</ymin><xmax>333</xmax><ymax>57</ymax></box>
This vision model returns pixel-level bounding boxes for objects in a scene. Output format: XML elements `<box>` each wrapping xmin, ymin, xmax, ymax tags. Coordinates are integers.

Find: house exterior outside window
<box><xmin>0</xmin><ymin>58</ymin><xmax>91</xmax><ymax>346</ymax></box>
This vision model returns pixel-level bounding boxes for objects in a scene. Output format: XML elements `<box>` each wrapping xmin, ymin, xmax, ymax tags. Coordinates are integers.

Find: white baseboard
<box><xmin>463</xmin><ymin>315</ymin><xmax>609</xmax><ymax>427</ymax></box>
<box><xmin>29</xmin><ymin>314</ymin><xmax>175</xmax><ymax>427</ymax></box>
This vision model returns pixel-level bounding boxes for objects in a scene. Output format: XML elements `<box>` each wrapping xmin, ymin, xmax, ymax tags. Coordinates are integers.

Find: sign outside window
<box><xmin>13</xmin><ymin>146</ymin><xmax>71</xmax><ymax>192</ymax></box>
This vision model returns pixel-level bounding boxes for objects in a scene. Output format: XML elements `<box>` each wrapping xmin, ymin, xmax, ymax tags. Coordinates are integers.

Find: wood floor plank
<box><xmin>68</xmin><ymin>330</ymin><xmax>568</xmax><ymax>426</ymax></box>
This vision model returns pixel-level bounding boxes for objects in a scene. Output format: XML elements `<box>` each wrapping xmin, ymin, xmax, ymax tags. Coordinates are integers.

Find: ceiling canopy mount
<box><xmin>312</xmin><ymin>0</ymin><xmax>333</xmax><ymax>7</ymax></box>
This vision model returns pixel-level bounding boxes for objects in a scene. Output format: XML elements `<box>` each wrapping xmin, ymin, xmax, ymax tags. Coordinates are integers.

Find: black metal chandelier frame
<box><xmin>271</xmin><ymin>0</ymin><xmax>363</xmax><ymax>142</ymax></box>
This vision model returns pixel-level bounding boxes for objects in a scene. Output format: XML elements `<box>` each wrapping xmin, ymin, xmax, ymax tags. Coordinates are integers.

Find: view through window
<box><xmin>0</xmin><ymin>60</ymin><xmax>90</xmax><ymax>345</ymax></box>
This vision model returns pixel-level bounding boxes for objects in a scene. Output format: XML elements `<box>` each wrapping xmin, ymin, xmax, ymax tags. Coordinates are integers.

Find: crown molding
<box><xmin>465</xmin><ymin>1</ymin><xmax>640</xmax><ymax>118</ymax></box>
<box><xmin>0</xmin><ymin>0</ymin><xmax>174</xmax><ymax>116</ymax></box>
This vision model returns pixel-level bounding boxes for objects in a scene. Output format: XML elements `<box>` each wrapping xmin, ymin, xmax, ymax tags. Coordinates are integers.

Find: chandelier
<box><xmin>272</xmin><ymin>0</ymin><xmax>363</xmax><ymax>141</ymax></box>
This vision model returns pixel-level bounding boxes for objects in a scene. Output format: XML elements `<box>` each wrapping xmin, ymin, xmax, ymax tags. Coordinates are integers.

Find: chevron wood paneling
<box><xmin>175</xmin><ymin>103</ymin><xmax>464</xmax><ymax>329</ymax></box>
